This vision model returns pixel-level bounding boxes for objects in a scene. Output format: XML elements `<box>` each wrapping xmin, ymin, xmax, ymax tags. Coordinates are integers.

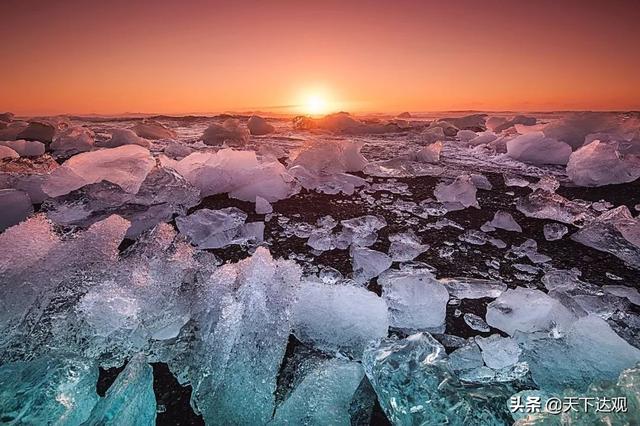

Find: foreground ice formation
<box><xmin>506</xmin><ymin>132</ymin><xmax>572</xmax><ymax>165</ymax></box>
<box><xmin>433</xmin><ymin>174</ymin><xmax>479</xmax><ymax>209</ymax></box>
<box><xmin>176</xmin><ymin>207</ymin><xmax>263</xmax><ymax>249</ymax></box>
<box><xmin>43</xmin><ymin>145</ymin><xmax>155</xmax><ymax>197</ymax></box>
<box><xmin>293</xmin><ymin>281</ymin><xmax>389</xmax><ymax>358</ymax></box>
<box><xmin>567</xmin><ymin>140</ymin><xmax>640</xmax><ymax>186</ymax></box>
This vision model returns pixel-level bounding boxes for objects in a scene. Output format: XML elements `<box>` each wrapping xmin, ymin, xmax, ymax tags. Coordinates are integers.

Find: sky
<box><xmin>1</xmin><ymin>0</ymin><xmax>640</xmax><ymax>115</ymax></box>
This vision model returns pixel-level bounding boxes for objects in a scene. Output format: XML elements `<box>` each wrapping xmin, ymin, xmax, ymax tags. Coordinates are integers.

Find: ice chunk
<box><xmin>516</xmin><ymin>189</ymin><xmax>593</xmax><ymax>224</ymax></box>
<box><xmin>476</xmin><ymin>334</ymin><xmax>521</xmax><ymax>370</ymax></box>
<box><xmin>0</xmin><ymin>354</ymin><xmax>99</xmax><ymax>425</ymax></box>
<box><xmin>16</xmin><ymin>120</ymin><xmax>56</xmax><ymax>143</ymax></box>
<box><xmin>255</xmin><ymin>195</ymin><xmax>273</xmax><ymax>214</ymax></box>
<box><xmin>43</xmin><ymin>145</ymin><xmax>155</xmax><ymax>197</ymax></box>
<box><xmin>488</xmin><ymin>211</ymin><xmax>522</xmax><ymax>232</ymax></box>
<box><xmin>50</xmin><ymin>126</ymin><xmax>94</xmax><ymax>155</ymax></box>
<box><xmin>457</xmin><ymin>129</ymin><xmax>477</xmax><ymax>142</ymax></box>
<box><xmin>506</xmin><ymin>132</ymin><xmax>571</xmax><ymax>165</ymax></box>
<box><xmin>289</xmin><ymin>140</ymin><xmax>368</xmax><ymax>174</ymax></box>
<box><xmin>463</xmin><ymin>313</ymin><xmax>490</xmax><ymax>332</ymax></box>
<box><xmin>0</xmin><ymin>145</ymin><xmax>19</xmax><ymax>159</ymax></box>
<box><xmin>83</xmin><ymin>354</ymin><xmax>156</xmax><ymax>425</ymax></box>
<box><xmin>469</xmin><ymin>173</ymin><xmax>493</xmax><ymax>190</ymax></box>
<box><xmin>486</xmin><ymin>288</ymin><xmax>576</xmax><ymax>335</ymax></box>
<box><xmin>131</xmin><ymin>120</ymin><xmax>176</xmax><ymax>140</ymax></box>
<box><xmin>518</xmin><ymin>315</ymin><xmax>640</xmax><ymax>391</ymax></box>
<box><xmin>293</xmin><ymin>281</ymin><xmax>388</xmax><ymax>358</ymax></box>
<box><xmin>492</xmin><ymin>115</ymin><xmax>536</xmax><ymax>133</ymax></box>
<box><xmin>163</xmin><ymin>142</ymin><xmax>193</xmax><ymax>159</ymax></box>
<box><xmin>433</xmin><ymin>174</ymin><xmax>478</xmax><ymax>209</ymax></box>
<box><xmin>503</xmin><ymin>173</ymin><xmax>530</xmax><ymax>187</ymax></box>
<box><xmin>378</xmin><ymin>269</ymin><xmax>449</xmax><ymax>332</ymax></box>
<box><xmin>174</xmin><ymin>149</ymin><xmax>295</xmax><ymax>201</ymax></box>
<box><xmin>1</xmin><ymin>139</ymin><xmax>45</xmax><ymax>157</ymax></box>
<box><xmin>293</xmin><ymin>112</ymin><xmax>401</xmax><ymax>134</ymax></box>
<box><xmin>567</xmin><ymin>140</ymin><xmax>640</xmax><ymax>186</ymax></box>
<box><xmin>189</xmin><ymin>248</ymin><xmax>300</xmax><ymax>425</ymax></box>
<box><xmin>440</xmin><ymin>277</ymin><xmax>506</xmax><ymax>299</ymax></box>
<box><xmin>201</xmin><ymin>119</ymin><xmax>249</xmax><ymax>146</ymax></box>
<box><xmin>413</xmin><ymin>141</ymin><xmax>442</xmax><ymax>163</ymax></box>
<box><xmin>288</xmin><ymin>165</ymin><xmax>366</xmax><ymax>195</ymax></box>
<box><xmin>176</xmin><ymin>207</ymin><xmax>263</xmax><ymax>249</ymax></box>
<box><xmin>444</xmin><ymin>114</ymin><xmax>487</xmax><ymax>131</ymax></box>
<box><xmin>421</xmin><ymin>126</ymin><xmax>445</xmax><ymax>144</ymax></box>
<box><xmin>247</xmin><ymin>115</ymin><xmax>275</xmax><ymax>135</ymax></box>
<box><xmin>571</xmin><ymin>205</ymin><xmax>640</xmax><ymax>267</ymax></box>
<box><xmin>542</xmin><ymin>112</ymin><xmax>618</xmax><ymax>149</ymax></box>
<box><xmin>543</xmin><ymin>222</ymin><xmax>568</xmax><ymax>241</ymax></box>
<box><xmin>447</xmin><ymin>343</ymin><xmax>484</xmax><ymax>373</ymax></box>
<box><xmin>272</xmin><ymin>359</ymin><xmax>364</xmax><ymax>425</ymax></box>
<box><xmin>363</xmin><ymin>333</ymin><xmax>518</xmax><ymax>425</ymax></box>
<box><xmin>603</xmin><ymin>285</ymin><xmax>640</xmax><ymax>306</ymax></box>
<box><xmin>103</xmin><ymin>128</ymin><xmax>150</xmax><ymax>148</ymax></box>
<box><xmin>509</xmin><ymin>239</ymin><xmax>551</xmax><ymax>263</ymax></box>
<box><xmin>351</xmin><ymin>246</ymin><xmax>392</xmax><ymax>281</ymax></box>
<box><xmin>0</xmin><ymin>189</ymin><xmax>33</xmax><ymax>231</ymax></box>
<box><xmin>529</xmin><ymin>175</ymin><xmax>560</xmax><ymax>193</ymax></box>
<box><xmin>387</xmin><ymin>230</ymin><xmax>429</xmax><ymax>261</ymax></box>
<box><xmin>341</xmin><ymin>215</ymin><xmax>386</xmax><ymax>247</ymax></box>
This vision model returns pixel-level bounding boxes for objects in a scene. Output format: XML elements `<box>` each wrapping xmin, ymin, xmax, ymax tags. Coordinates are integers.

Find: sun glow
<box><xmin>304</xmin><ymin>95</ymin><xmax>328</xmax><ymax>116</ymax></box>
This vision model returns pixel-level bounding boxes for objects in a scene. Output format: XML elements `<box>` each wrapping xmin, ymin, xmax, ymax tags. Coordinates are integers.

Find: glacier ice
<box><xmin>0</xmin><ymin>189</ymin><xmax>33</xmax><ymax>231</ymax></box>
<box><xmin>255</xmin><ymin>195</ymin><xmax>273</xmax><ymax>214</ymax></box>
<box><xmin>176</xmin><ymin>207</ymin><xmax>263</xmax><ymax>249</ymax></box>
<box><xmin>131</xmin><ymin>120</ymin><xmax>176</xmax><ymax>140</ymax></box>
<box><xmin>571</xmin><ymin>205</ymin><xmax>640</xmax><ymax>267</ymax></box>
<box><xmin>83</xmin><ymin>354</ymin><xmax>156</xmax><ymax>425</ymax></box>
<box><xmin>506</xmin><ymin>132</ymin><xmax>572</xmax><ymax>165</ymax></box>
<box><xmin>173</xmin><ymin>149</ymin><xmax>295</xmax><ymax>201</ymax></box>
<box><xmin>351</xmin><ymin>246</ymin><xmax>392</xmax><ymax>281</ymax></box>
<box><xmin>516</xmin><ymin>189</ymin><xmax>593</xmax><ymax>224</ymax></box>
<box><xmin>488</xmin><ymin>210</ymin><xmax>522</xmax><ymax>232</ymax></box>
<box><xmin>0</xmin><ymin>354</ymin><xmax>99</xmax><ymax>425</ymax></box>
<box><xmin>463</xmin><ymin>313</ymin><xmax>490</xmax><ymax>332</ymax></box>
<box><xmin>1</xmin><ymin>139</ymin><xmax>46</xmax><ymax>157</ymax></box>
<box><xmin>43</xmin><ymin>145</ymin><xmax>155</xmax><ymax>197</ymax></box>
<box><xmin>543</xmin><ymin>222</ymin><xmax>568</xmax><ymax>241</ymax></box>
<box><xmin>363</xmin><ymin>333</ymin><xmax>519</xmax><ymax>425</ymax></box>
<box><xmin>486</xmin><ymin>288</ymin><xmax>576</xmax><ymax>335</ymax></box>
<box><xmin>247</xmin><ymin>115</ymin><xmax>275</xmax><ymax>135</ymax></box>
<box><xmin>378</xmin><ymin>268</ymin><xmax>449</xmax><ymax>332</ymax></box>
<box><xmin>567</xmin><ymin>139</ymin><xmax>640</xmax><ymax>186</ymax></box>
<box><xmin>293</xmin><ymin>281</ymin><xmax>388</xmax><ymax>358</ymax></box>
<box><xmin>201</xmin><ymin>119</ymin><xmax>249</xmax><ymax>146</ymax></box>
<box><xmin>476</xmin><ymin>334</ymin><xmax>522</xmax><ymax>370</ymax></box>
<box><xmin>0</xmin><ymin>145</ymin><xmax>19</xmax><ymax>159</ymax></box>
<box><xmin>433</xmin><ymin>174</ymin><xmax>479</xmax><ymax>209</ymax></box>
<box><xmin>50</xmin><ymin>126</ymin><xmax>94</xmax><ymax>155</ymax></box>
<box><xmin>16</xmin><ymin>120</ymin><xmax>57</xmax><ymax>143</ymax></box>
<box><xmin>289</xmin><ymin>140</ymin><xmax>368</xmax><ymax>174</ymax></box>
<box><xmin>440</xmin><ymin>277</ymin><xmax>506</xmax><ymax>299</ymax></box>
<box><xmin>413</xmin><ymin>141</ymin><xmax>442</xmax><ymax>163</ymax></box>
<box><xmin>387</xmin><ymin>230</ymin><xmax>429</xmax><ymax>261</ymax></box>
<box><xmin>102</xmin><ymin>128</ymin><xmax>150</xmax><ymax>149</ymax></box>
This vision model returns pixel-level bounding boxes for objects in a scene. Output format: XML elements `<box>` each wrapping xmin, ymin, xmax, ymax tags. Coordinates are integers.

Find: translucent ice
<box><xmin>131</xmin><ymin>120</ymin><xmax>176</xmax><ymax>140</ymax></box>
<box><xmin>176</xmin><ymin>207</ymin><xmax>263</xmax><ymax>249</ymax></box>
<box><xmin>43</xmin><ymin>145</ymin><xmax>155</xmax><ymax>197</ymax></box>
<box><xmin>201</xmin><ymin>119</ymin><xmax>249</xmax><ymax>146</ymax></box>
<box><xmin>289</xmin><ymin>140</ymin><xmax>368</xmax><ymax>174</ymax></box>
<box><xmin>103</xmin><ymin>128</ymin><xmax>150</xmax><ymax>148</ymax></box>
<box><xmin>476</xmin><ymin>334</ymin><xmax>522</xmax><ymax>370</ymax></box>
<box><xmin>247</xmin><ymin>115</ymin><xmax>275</xmax><ymax>135</ymax></box>
<box><xmin>506</xmin><ymin>132</ymin><xmax>572</xmax><ymax>165</ymax></box>
<box><xmin>516</xmin><ymin>189</ymin><xmax>593</xmax><ymax>224</ymax></box>
<box><xmin>1</xmin><ymin>139</ymin><xmax>46</xmax><ymax>157</ymax></box>
<box><xmin>0</xmin><ymin>354</ymin><xmax>99</xmax><ymax>425</ymax></box>
<box><xmin>387</xmin><ymin>230</ymin><xmax>429</xmax><ymax>261</ymax></box>
<box><xmin>351</xmin><ymin>246</ymin><xmax>392</xmax><ymax>281</ymax></box>
<box><xmin>571</xmin><ymin>205</ymin><xmax>640</xmax><ymax>267</ymax></box>
<box><xmin>363</xmin><ymin>333</ymin><xmax>518</xmax><ymax>425</ymax></box>
<box><xmin>567</xmin><ymin>140</ymin><xmax>640</xmax><ymax>186</ymax></box>
<box><xmin>486</xmin><ymin>288</ymin><xmax>576</xmax><ymax>335</ymax></box>
<box><xmin>378</xmin><ymin>268</ymin><xmax>449</xmax><ymax>332</ymax></box>
<box><xmin>413</xmin><ymin>141</ymin><xmax>442</xmax><ymax>163</ymax></box>
<box><xmin>341</xmin><ymin>215</ymin><xmax>386</xmax><ymax>247</ymax></box>
<box><xmin>440</xmin><ymin>277</ymin><xmax>507</xmax><ymax>299</ymax></box>
<box><xmin>543</xmin><ymin>222</ymin><xmax>568</xmax><ymax>240</ymax></box>
<box><xmin>0</xmin><ymin>189</ymin><xmax>33</xmax><ymax>231</ymax></box>
<box><xmin>255</xmin><ymin>195</ymin><xmax>273</xmax><ymax>214</ymax></box>
<box><xmin>293</xmin><ymin>281</ymin><xmax>388</xmax><ymax>358</ymax></box>
<box><xmin>488</xmin><ymin>210</ymin><xmax>522</xmax><ymax>232</ymax></box>
<box><xmin>50</xmin><ymin>126</ymin><xmax>94</xmax><ymax>155</ymax></box>
<box><xmin>83</xmin><ymin>354</ymin><xmax>156</xmax><ymax>425</ymax></box>
<box><xmin>433</xmin><ymin>174</ymin><xmax>479</xmax><ymax>209</ymax></box>
<box><xmin>463</xmin><ymin>313</ymin><xmax>491</xmax><ymax>332</ymax></box>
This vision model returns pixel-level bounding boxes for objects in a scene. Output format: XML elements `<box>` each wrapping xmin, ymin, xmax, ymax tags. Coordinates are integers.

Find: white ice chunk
<box><xmin>506</xmin><ymin>132</ymin><xmax>572</xmax><ymax>165</ymax></box>
<box><xmin>289</xmin><ymin>140</ymin><xmax>368</xmax><ymax>174</ymax></box>
<box><xmin>434</xmin><ymin>174</ymin><xmax>478</xmax><ymax>209</ymax></box>
<box><xmin>476</xmin><ymin>334</ymin><xmax>522</xmax><ymax>370</ymax></box>
<box><xmin>486</xmin><ymin>288</ymin><xmax>576</xmax><ymax>335</ymax></box>
<box><xmin>387</xmin><ymin>231</ymin><xmax>429</xmax><ymax>261</ymax></box>
<box><xmin>1</xmin><ymin>139</ymin><xmax>45</xmax><ymax>157</ymax></box>
<box><xmin>255</xmin><ymin>195</ymin><xmax>273</xmax><ymax>214</ymax></box>
<box><xmin>440</xmin><ymin>277</ymin><xmax>506</xmax><ymax>299</ymax></box>
<box><xmin>378</xmin><ymin>269</ymin><xmax>449</xmax><ymax>332</ymax></box>
<box><xmin>488</xmin><ymin>211</ymin><xmax>522</xmax><ymax>232</ymax></box>
<box><xmin>351</xmin><ymin>246</ymin><xmax>392</xmax><ymax>281</ymax></box>
<box><xmin>293</xmin><ymin>281</ymin><xmax>388</xmax><ymax>358</ymax></box>
<box><xmin>247</xmin><ymin>115</ymin><xmax>275</xmax><ymax>135</ymax></box>
<box><xmin>43</xmin><ymin>145</ymin><xmax>155</xmax><ymax>197</ymax></box>
<box><xmin>567</xmin><ymin>140</ymin><xmax>640</xmax><ymax>187</ymax></box>
<box><xmin>176</xmin><ymin>207</ymin><xmax>263</xmax><ymax>249</ymax></box>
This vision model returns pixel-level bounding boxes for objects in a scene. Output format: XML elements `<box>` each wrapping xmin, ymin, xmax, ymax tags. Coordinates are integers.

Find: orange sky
<box><xmin>2</xmin><ymin>0</ymin><xmax>640</xmax><ymax>115</ymax></box>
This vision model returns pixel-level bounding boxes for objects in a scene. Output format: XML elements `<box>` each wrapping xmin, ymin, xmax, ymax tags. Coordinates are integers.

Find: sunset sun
<box><xmin>304</xmin><ymin>95</ymin><xmax>328</xmax><ymax>116</ymax></box>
